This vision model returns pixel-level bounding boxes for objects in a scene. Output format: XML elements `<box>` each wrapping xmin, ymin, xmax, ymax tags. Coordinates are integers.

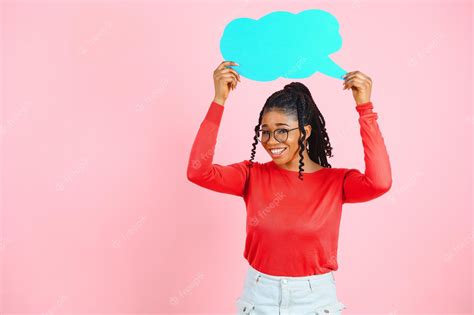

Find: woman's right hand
<box><xmin>213</xmin><ymin>61</ymin><xmax>241</xmax><ymax>105</ymax></box>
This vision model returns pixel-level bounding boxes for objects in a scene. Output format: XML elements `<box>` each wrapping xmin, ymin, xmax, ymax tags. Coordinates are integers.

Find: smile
<box><xmin>269</xmin><ymin>147</ymin><xmax>287</xmax><ymax>157</ymax></box>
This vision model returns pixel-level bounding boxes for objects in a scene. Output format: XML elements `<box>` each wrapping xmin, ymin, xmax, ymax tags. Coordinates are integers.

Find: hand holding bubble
<box><xmin>342</xmin><ymin>71</ymin><xmax>372</xmax><ymax>105</ymax></box>
<box><xmin>213</xmin><ymin>61</ymin><xmax>241</xmax><ymax>105</ymax></box>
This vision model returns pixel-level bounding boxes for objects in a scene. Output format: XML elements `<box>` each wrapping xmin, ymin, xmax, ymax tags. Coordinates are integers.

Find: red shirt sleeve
<box><xmin>342</xmin><ymin>101</ymin><xmax>392</xmax><ymax>203</ymax></box>
<box><xmin>186</xmin><ymin>100</ymin><xmax>251</xmax><ymax>197</ymax></box>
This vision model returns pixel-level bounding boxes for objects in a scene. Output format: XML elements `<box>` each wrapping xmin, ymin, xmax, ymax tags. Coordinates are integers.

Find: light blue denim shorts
<box><xmin>235</xmin><ymin>265</ymin><xmax>347</xmax><ymax>315</ymax></box>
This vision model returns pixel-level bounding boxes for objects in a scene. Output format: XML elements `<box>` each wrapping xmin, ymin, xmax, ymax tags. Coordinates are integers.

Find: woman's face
<box><xmin>260</xmin><ymin>110</ymin><xmax>312</xmax><ymax>165</ymax></box>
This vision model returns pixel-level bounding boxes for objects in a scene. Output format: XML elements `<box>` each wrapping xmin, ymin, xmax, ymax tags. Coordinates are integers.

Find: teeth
<box><xmin>271</xmin><ymin>148</ymin><xmax>285</xmax><ymax>154</ymax></box>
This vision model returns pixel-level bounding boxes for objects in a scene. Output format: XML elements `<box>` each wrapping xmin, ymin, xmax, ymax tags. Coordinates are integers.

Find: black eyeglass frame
<box><xmin>256</xmin><ymin>127</ymin><xmax>300</xmax><ymax>143</ymax></box>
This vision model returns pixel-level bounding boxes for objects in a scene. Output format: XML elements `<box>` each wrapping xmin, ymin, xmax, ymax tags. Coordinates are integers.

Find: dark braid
<box><xmin>248</xmin><ymin>82</ymin><xmax>334</xmax><ymax>180</ymax></box>
<box><xmin>248</xmin><ymin>109</ymin><xmax>264</xmax><ymax>170</ymax></box>
<box><xmin>295</xmin><ymin>92</ymin><xmax>307</xmax><ymax>180</ymax></box>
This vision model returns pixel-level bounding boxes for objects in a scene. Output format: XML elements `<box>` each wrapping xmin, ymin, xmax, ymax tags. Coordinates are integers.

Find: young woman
<box><xmin>187</xmin><ymin>61</ymin><xmax>392</xmax><ymax>315</ymax></box>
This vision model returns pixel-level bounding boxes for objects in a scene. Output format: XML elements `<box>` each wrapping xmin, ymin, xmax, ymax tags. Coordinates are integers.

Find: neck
<box><xmin>282</xmin><ymin>148</ymin><xmax>315</xmax><ymax>171</ymax></box>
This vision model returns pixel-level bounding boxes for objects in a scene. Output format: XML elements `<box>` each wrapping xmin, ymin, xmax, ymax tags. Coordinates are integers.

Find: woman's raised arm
<box><xmin>186</xmin><ymin>100</ymin><xmax>251</xmax><ymax>197</ymax></box>
<box><xmin>341</xmin><ymin>71</ymin><xmax>392</xmax><ymax>203</ymax></box>
<box><xmin>186</xmin><ymin>61</ymin><xmax>250</xmax><ymax>197</ymax></box>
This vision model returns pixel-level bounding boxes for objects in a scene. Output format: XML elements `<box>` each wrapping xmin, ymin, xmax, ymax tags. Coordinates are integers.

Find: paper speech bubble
<box><xmin>220</xmin><ymin>9</ymin><xmax>347</xmax><ymax>81</ymax></box>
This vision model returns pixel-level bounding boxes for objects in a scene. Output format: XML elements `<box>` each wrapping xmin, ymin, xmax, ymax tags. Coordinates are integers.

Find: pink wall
<box><xmin>1</xmin><ymin>0</ymin><xmax>472</xmax><ymax>314</ymax></box>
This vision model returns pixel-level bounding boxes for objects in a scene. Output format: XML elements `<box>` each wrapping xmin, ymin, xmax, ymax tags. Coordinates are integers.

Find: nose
<box><xmin>266</xmin><ymin>133</ymin><xmax>280</xmax><ymax>146</ymax></box>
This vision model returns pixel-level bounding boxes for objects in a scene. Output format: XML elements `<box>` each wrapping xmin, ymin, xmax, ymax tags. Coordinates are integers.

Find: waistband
<box><xmin>246</xmin><ymin>264</ymin><xmax>335</xmax><ymax>289</ymax></box>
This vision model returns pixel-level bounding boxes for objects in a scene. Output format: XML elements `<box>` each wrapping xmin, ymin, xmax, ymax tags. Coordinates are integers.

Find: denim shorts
<box><xmin>235</xmin><ymin>265</ymin><xmax>347</xmax><ymax>315</ymax></box>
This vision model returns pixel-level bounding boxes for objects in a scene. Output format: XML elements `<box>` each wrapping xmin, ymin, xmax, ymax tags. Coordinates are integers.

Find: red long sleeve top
<box><xmin>187</xmin><ymin>100</ymin><xmax>392</xmax><ymax>276</ymax></box>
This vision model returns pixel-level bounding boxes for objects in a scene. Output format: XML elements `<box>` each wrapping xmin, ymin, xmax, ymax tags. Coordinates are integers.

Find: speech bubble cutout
<box><xmin>220</xmin><ymin>9</ymin><xmax>347</xmax><ymax>81</ymax></box>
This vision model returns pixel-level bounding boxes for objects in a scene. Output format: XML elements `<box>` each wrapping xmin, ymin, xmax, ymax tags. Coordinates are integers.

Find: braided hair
<box><xmin>248</xmin><ymin>82</ymin><xmax>334</xmax><ymax>181</ymax></box>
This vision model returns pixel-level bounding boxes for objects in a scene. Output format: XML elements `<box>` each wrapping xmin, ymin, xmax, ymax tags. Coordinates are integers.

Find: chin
<box><xmin>271</xmin><ymin>157</ymin><xmax>289</xmax><ymax>164</ymax></box>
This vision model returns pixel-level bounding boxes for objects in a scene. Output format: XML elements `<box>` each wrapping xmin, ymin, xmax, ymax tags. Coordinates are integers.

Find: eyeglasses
<box><xmin>256</xmin><ymin>127</ymin><xmax>299</xmax><ymax>143</ymax></box>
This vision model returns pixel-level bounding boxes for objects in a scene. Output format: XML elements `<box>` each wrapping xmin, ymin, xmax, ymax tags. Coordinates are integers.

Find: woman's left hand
<box><xmin>342</xmin><ymin>71</ymin><xmax>372</xmax><ymax>105</ymax></box>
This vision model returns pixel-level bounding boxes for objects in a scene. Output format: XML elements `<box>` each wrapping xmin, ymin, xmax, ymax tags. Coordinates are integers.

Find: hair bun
<box><xmin>284</xmin><ymin>82</ymin><xmax>311</xmax><ymax>96</ymax></box>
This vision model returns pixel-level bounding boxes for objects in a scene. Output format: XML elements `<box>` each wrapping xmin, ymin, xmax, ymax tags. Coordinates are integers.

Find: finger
<box><xmin>343</xmin><ymin>78</ymin><xmax>355</xmax><ymax>89</ymax></box>
<box><xmin>218</xmin><ymin>73</ymin><xmax>238</xmax><ymax>84</ymax></box>
<box><xmin>343</xmin><ymin>70</ymin><xmax>364</xmax><ymax>77</ymax></box>
<box><xmin>344</xmin><ymin>71</ymin><xmax>371</xmax><ymax>83</ymax></box>
<box><xmin>220</xmin><ymin>74</ymin><xmax>236</xmax><ymax>85</ymax></box>
<box><xmin>344</xmin><ymin>74</ymin><xmax>370</xmax><ymax>87</ymax></box>
<box><xmin>344</xmin><ymin>78</ymin><xmax>365</xmax><ymax>89</ymax></box>
<box><xmin>343</xmin><ymin>72</ymin><xmax>363</xmax><ymax>81</ymax></box>
<box><xmin>217</xmin><ymin>60</ymin><xmax>239</xmax><ymax>71</ymax></box>
<box><xmin>233</xmin><ymin>77</ymin><xmax>238</xmax><ymax>89</ymax></box>
<box><xmin>219</xmin><ymin>60</ymin><xmax>238</xmax><ymax>68</ymax></box>
<box><xmin>223</xmin><ymin>72</ymin><xmax>239</xmax><ymax>85</ymax></box>
<box><xmin>225</xmin><ymin>80</ymin><xmax>234</xmax><ymax>91</ymax></box>
<box><xmin>221</xmin><ymin>68</ymin><xmax>241</xmax><ymax>82</ymax></box>
<box><xmin>221</xmin><ymin>74</ymin><xmax>238</xmax><ymax>89</ymax></box>
<box><xmin>356</xmin><ymin>72</ymin><xmax>371</xmax><ymax>82</ymax></box>
<box><xmin>344</xmin><ymin>78</ymin><xmax>360</xmax><ymax>89</ymax></box>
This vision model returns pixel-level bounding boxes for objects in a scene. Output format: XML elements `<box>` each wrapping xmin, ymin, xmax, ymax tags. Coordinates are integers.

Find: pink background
<box><xmin>1</xmin><ymin>0</ymin><xmax>472</xmax><ymax>314</ymax></box>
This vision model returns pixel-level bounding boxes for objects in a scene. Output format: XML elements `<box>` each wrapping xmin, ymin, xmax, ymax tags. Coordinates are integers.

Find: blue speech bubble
<box><xmin>220</xmin><ymin>9</ymin><xmax>347</xmax><ymax>81</ymax></box>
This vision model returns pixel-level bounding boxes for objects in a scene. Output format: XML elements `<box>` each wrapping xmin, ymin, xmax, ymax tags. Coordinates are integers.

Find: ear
<box><xmin>304</xmin><ymin>124</ymin><xmax>312</xmax><ymax>141</ymax></box>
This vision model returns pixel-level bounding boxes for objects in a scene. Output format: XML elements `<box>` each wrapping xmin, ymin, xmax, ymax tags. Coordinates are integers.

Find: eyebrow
<box><xmin>261</xmin><ymin>123</ymin><xmax>290</xmax><ymax>127</ymax></box>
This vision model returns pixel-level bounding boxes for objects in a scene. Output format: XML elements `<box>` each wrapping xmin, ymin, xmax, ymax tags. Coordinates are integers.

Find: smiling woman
<box><xmin>186</xmin><ymin>61</ymin><xmax>392</xmax><ymax>314</ymax></box>
<box><xmin>248</xmin><ymin>82</ymin><xmax>334</xmax><ymax>179</ymax></box>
